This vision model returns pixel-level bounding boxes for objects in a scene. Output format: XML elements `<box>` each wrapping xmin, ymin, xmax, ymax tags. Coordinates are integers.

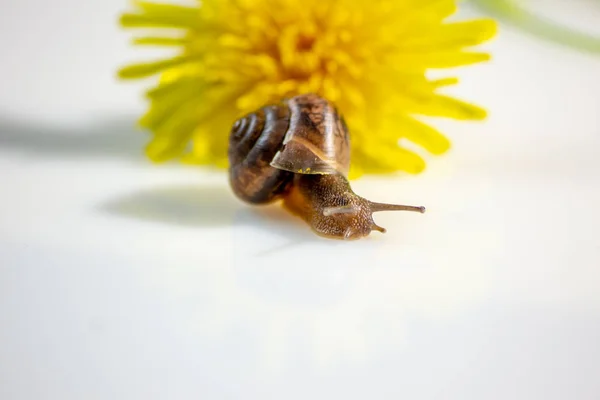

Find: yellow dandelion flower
<box><xmin>118</xmin><ymin>0</ymin><xmax>497</xmax><ymax>178</ymax></box>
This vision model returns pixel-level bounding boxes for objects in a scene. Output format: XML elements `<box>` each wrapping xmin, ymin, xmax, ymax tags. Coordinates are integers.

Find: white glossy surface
<box><xmin>1</xmin><ymin>2</ymin><xmax>599</xmax><ymax>399</ymax></box>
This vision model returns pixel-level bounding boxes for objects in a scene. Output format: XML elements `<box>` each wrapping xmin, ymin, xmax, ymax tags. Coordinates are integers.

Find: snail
<box><xmin>228</xmin><ymin>93</ymin><xmax>426</xmax><ymax>240</ymax></box>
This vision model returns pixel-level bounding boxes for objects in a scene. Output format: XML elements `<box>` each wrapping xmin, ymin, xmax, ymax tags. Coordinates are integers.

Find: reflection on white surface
<box><xmin>1</xmin><ymin>148</ymin><xmax>599</xmax><ymax>398</ymax></box>
<box><xmin>97</xmin><ymin>181</ymin><xmax>497</xmax><ymax>371</ymax></box>
<box><xmin>1</xmin><ymin>0</ymin><xmax>600</xmax><ymax>399</ymax></box>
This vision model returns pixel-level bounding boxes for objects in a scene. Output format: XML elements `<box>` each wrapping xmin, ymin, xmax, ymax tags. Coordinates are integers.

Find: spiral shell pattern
<box><xmin>228</xmin><ymin>103</ymin><xmax>294</xmax><ymax>204</ymax></box>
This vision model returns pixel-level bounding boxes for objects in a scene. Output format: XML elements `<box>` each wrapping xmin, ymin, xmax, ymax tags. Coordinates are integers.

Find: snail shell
<box><xmin>228</xmin><ymin>93</ymin><xmax>349</xmax><ymax>203</ymax></box>
<box><xmin>228</xmin><ymin>93</ymin><xmax>425</xmax><ymax>240</ymax></box>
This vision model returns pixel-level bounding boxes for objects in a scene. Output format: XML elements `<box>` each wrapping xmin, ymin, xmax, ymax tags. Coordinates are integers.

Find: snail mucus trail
<box><xmin>228</xmin><ymin>93</ymin><xmax>425</xmax><ymax>240</ymax></box>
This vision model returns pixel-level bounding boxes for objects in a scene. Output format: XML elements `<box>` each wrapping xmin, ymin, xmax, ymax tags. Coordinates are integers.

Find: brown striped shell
<box><xmin>228</xmin><ymin>93</ymin><xmax>350</xmax><ymax>204</ymax></box>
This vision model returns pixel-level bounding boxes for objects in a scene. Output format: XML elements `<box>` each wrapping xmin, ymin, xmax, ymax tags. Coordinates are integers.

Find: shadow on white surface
<box><xmin>0</xmin><ymin>115</ymin><xmax>146</xmax><ymax>160</ymax></box>
<box><xmin>100</xmin><ymin>184</ymin><xmax>240</xmax><ymax>227</ymax></box>
<box><xmin>98</xmin><ymin>183</ymin><xmax>343</xmax><ymax>255</ymax></box>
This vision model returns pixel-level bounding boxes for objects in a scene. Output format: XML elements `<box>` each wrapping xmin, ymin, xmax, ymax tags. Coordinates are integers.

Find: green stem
<box><xmin>469</xmin><ymin>0</ymin><xmax>600</xmax><ymax>55</ymax></box>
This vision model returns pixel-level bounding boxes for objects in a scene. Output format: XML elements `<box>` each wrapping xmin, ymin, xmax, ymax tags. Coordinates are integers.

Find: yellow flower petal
<box><xmin>406</xmin><ymin>94</ymin><xmax>488</xmax><ymax>120</ymax></box>
<box><xmin>394</xmin><ymin>51</ymin><xmax>491</xmax><ymax>69</ymax></box>
<box><xmin>131</xmin><ymin>36</ymin><xmax>187</xmax><ymax>46</ymax></box>
<box><xmin>355</xmin><ymin>143</ymin><xmax>427</xmax><ymax>175</ymax></box>
<box><xmin>399</xmin><ymin>19</ymin><xmax>498</xmax><ymax>50</ymax></box>
<box><xmin>120</xmin><ymin>2</ymin><xmax>199</xmax><ymax>29</ymax></box>
<box><xmin>118</xmin><ymin>56</ymin><xmax>197</xmax><ymax>79</ymax></box>
<box><xmin>396</xmin><ymin>116</ymin><xmax>451</xmax><ymax>155</ymax></box>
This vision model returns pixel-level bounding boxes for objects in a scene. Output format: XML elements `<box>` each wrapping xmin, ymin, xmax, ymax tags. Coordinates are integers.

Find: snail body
<box><xmin>228</xmin><ymin>93</ymin><xmax>425</xmax><ymax>240</ymax></box>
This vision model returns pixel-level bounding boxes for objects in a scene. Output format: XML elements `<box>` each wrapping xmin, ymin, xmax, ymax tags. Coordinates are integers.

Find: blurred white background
<box><xmin>0</xmin><ymin>1</ymin><xmax>599</xmax><ymax>400</ymax></box>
